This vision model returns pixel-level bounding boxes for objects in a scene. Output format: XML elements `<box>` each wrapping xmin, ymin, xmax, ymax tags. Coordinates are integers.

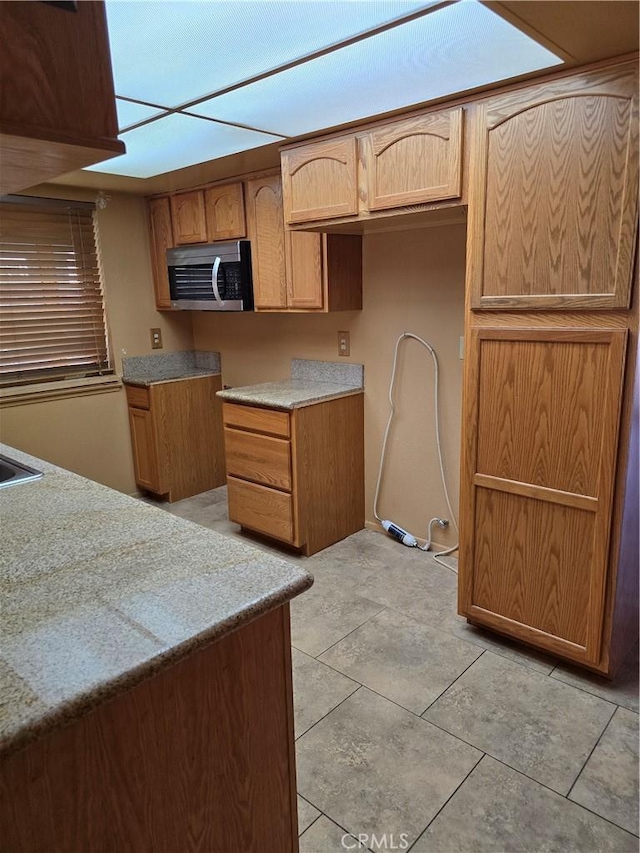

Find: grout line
<box><xmin>419</xmin><ymin>649</ymin><xmax>486</xmax><ymax>716</ymax></box>
<box><xmin>310</xmin><ymin>604</ymin><xmax>387</xmax><ymax>659</ymax></box>
<box><xmin>295</xmin><ymin>685</ymin><xmax>363</xmax><ymax>742</ymax></box>
<box><xmin>406</xmin><ymin>752</ymin><xmax>486</xmax><ymax>852</ymax></box>
<box><xmin>548</xmin><ymin>668</ymin><xmax>634</xmax><ymax>711</ymax></box>
<box><xmin>565</xmin><ymin>703</ymin><xmax>618</xmax><ymax>800</ymax></box>
<box><xmin>300</xmin><ymin>810</ymin><xmax>375</xmax><ymax>852</ymax></box>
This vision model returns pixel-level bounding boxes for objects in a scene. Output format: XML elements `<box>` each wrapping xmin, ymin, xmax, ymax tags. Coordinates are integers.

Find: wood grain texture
<box><xmin>205</xmin><ymin>182</ymin><xmax>246</xmax><ymax>241</ymax></box>
<box><xmin>282</xmin><ymin>137</ymin><xmax>359</xmax><ymax>223</ymax></box>
<box><xmin>325</xmin><ymin>235</ymin><xmax>363</xmax><ymax>312</ymax></box>
<box><xmin>170</xmin><ymin>190</ymin><xmax>207</xmax><ymax>245</ymax></box>
<box><xmin>147</xmin><ymin>197</ymin><xmax>174</xmax><ymax>310</ymax></box>
<box><xmin>224</xmin><ymin>427</ymin><xmax>292</xmax><ymax>491</ymax></box>
<box><xmin>150</xmin><ymin>375</ymin><xmax>226</xmax><ymax>502</ymax></box>
<box><xmin>0</xmin><ymin>605</ymin><xmax>299</xmax><ymax>853</ymax></box>
<box><xmin>467</xmin><ymin>63</ymin><xmax>638</xmax><ymax>311</ymax></box>
<box><xmin>128</xmin><ymin>407</ymin><xmax>163</xmax><ymax>495</ymax></box>
<box><xmin>286</xmin><ymin>230</ymin><xmax>324</xmax><ymax>309</ymax></box>
<box><xmin>362</xmin><ymin>108</ymin><xmax>463</xmax><ymax>211</ymax></box>
<box><xmin>459</xmin><ymin>326</ymin><xmax>628</xmax><ymax>665</ymax></box>
<box><xmin>0</xmin><ymin>0</ymin><xmax>123</xmax><ymax>193</ymax></box>
<box><xmin>245</xmin><ymin>173</ymin><xmax>287</xmax><ymax>310</ymax></box>
<box><xmin>472</xmin><ymin>488</ymin><xmax>593</xmax><ymax>649</ymax></box>
<box><xmin>227</xmin><ymin>476</ymin><xmax>295</xmax><ymax>544</ymax></box>
<box><xmin>223</xmin><ymin>402</ymin><xmax>291</xmax><ymax>438</ymax></box>
<box><xmin>292</xmin><ymin>394</ymin><xmax>365</xmax><ymax>556</ymax></box>
<box><xmin>0</xmin><ymin>134</ymin><xmax>123</xmax><ymax>196</ymax></box>
<box><xmin>283</xmin><ymin>232</ymin><xmax>363</xmax><ymax>313</ymax></box>
<box><xmin>476</xmin><ymin>335</ymin><xmax>611</xmax><ymax>495</ymax></box>
<box><xmin>124</xmin><ymin>384</ymin><xmax>150</xmax><ymax>410</ymax></box>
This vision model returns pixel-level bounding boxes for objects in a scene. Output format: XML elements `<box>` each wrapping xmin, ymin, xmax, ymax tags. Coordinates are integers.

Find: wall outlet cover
<box><xmin>150</xmin><ymin>328</ymin><xmax>163</xmax><ymax>349</ymax></box>
<box><xmin>338</xmin><ymin>331</ymin><xmax>350</xmax><ymax>357</ymax></box>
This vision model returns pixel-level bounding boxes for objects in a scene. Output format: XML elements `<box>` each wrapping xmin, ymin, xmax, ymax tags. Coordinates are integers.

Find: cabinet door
<box><xmin>286</xmin><ymin>230</ymin><xmax>324</xmax><ymax>310</ymax></box>
<box><xmin>458</xmin><ymin>327</ymin><xmax>627</xmax><ymax>665</ymax></box>
<box><xmin>205</xmin><ymin>182</ymin><xmax>245</xmax><ymax>241</ymax></box>
<box><xmin>170</xmin><ymin>190</ymin><xmax>207</xmax><ymax>244</ymax></box>
<box><xmin>281</xmin><ymin>137</ymin><xmax>358</xmax><ymax>224</ymax></box>
<box><xmin>129</xmin><ymin>407</ymin><xmax>161</xmax><ymax>492</ymax></box>
<box><xmin>468</xmin><ymin>64</ymin><xmax>638</xmax><ymax>311</ymax></box>
<box><xmin>363</xmin><ymin>108</ymin><xmax>463</xmax><ymax>211</ymax></box>
<box><xmin>245</xmin><ymin>174</ymin><xmax>287</xmax><ymax>309</ymax></box>
<box><xmin>147</xmin><ymin>197</ymin><xmax>174</xmax><ymax>310</ymax></box>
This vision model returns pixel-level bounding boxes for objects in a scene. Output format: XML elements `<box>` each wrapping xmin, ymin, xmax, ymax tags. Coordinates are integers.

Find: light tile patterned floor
<box><xmin>157</xmin><ymin>487</ymin><xmax>639</xmax><ymax>852</ymax></box>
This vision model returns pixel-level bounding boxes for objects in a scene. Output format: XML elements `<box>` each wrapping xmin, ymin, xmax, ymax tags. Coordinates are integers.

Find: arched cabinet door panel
<box><xmin>282</xmin><ymin>137</ymin><xmax>358</xmax><ymax>224</ymax></box>
<box><xmin>246</xmin><ymin>174</ymin><xmax>287</xmax><ymax>309</ymax></box>
<box><xmin>170</xmin><ymin>190</ymin><xmax>207</xmax><ymax>245</ymax></box>
<box><xmin>362</xmin><ymin>108</ymin><xmax>463</xmax><ymax>211</ymax></box>
<box><xmin>467</xmin><ymin>64</ymin><xmax>638</xmax><ymax>311</ymax></box>
<box><xmin>205</xmin><ymin>182</ymin><xmax>245</xmax><ymax>241</ymax></box>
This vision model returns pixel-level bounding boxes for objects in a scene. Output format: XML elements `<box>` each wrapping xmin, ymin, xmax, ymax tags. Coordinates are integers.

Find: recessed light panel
<box><xmin>115</xmin><ymin>98</ymin><xmax>165</xmax><ymax>131</ymax></box>
<box><xmin>191</xmin><ymin>2</ymin><xmax>562</xmax><ymax>137</ymax></box>
<box><xmin>85</xmin><ymin>113</ymin><xmax>281</xmax><ymax>178</ymax></box>
<box><xmin>106</xmin><ymin>0</ymin><xmax>441</xmax><ymax>107</ymax></box>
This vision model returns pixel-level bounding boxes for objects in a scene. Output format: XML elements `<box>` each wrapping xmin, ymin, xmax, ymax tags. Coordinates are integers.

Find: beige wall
<box><xmin>193</xmin><ymin>224</ymin><xmax>466</xmax><ymax>547</ymax></box>
<box><xmin>0</xmin><ymin>187</ymin><xmax>193</xmax><ymax>493</ymax></box>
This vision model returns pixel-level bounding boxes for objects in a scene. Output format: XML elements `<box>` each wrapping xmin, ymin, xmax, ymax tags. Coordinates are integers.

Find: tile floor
<box><xmin>151</xmin><ymin>486</ymin><xmax>639</xmax><ymax>852</ymax></box>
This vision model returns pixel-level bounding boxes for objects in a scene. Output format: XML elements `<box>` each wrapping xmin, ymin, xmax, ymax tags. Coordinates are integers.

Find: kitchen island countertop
<box><xmin>0</xmin><ymin>443</ymin><xmax>312</xmax><ymax>758</ymax></box>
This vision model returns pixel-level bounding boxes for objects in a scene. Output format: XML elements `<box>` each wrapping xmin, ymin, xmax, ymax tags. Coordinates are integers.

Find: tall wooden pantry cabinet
<box><xmin>458</xmin><ymin>61</ymin><xmax>638</xmax><ymax>675</ymax></box>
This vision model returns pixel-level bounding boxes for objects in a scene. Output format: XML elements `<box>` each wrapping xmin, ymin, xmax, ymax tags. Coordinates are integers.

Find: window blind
<box><xmin>0</xmin><ymin>195</ymin><xmax>111</xmax><ymax>386</ymax></box>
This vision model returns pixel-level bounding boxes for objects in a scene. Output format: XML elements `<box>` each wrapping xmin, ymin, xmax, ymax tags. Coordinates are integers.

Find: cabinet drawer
<box><xmin>227</xmin><ymin>476</ymin><xmax>295</xmax><ymax>544</ymax></box>
<box><xmin>222</xmin><ymin>402</ymin><xmax>290</xmax><ymax>438</ymax></box>
<box><xmin>125</xmin><ymin>384</ymin><xmax>150</xmax><ymax>410</ymax></box>
<box><xmin>224</xmin><ymin>427</ymin><xmax>291</xmax><ymax>491</ymax></box>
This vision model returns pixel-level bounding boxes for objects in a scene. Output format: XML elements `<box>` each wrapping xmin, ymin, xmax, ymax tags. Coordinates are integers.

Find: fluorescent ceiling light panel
<box><xmin>85</xmin><ymin>113</ymin><xmax>281</xmax><ymax>178</ymax></box>
<box><xmin>106</xmin><ymin>0</ymin><xmax>440</xmax><ymax>107</ymax></box>
<box><xmin>192</xmin><ymin>2</ymin><xmax>562</xmax><ymax>136</ymax></box>
<box><xmin>115</xmin><ymin>98</ymin><xmax>164</xmax><ymax>131</ymax></box>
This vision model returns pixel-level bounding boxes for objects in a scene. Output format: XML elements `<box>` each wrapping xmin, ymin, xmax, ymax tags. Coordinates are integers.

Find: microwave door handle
<box><xmin>211</xmin><ymin>257</ymin><xmax>225</xmax><ymax>306</ymax></box>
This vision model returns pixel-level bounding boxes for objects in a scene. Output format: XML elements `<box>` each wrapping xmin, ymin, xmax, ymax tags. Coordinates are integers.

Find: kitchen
<box><xmin>0</xmin><ymin>1</ymin><xmax>638</xmax><ymax>851</ymax></box>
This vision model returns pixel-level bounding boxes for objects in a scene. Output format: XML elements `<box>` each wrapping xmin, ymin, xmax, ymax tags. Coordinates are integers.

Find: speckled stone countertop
<box><xmin>217</xmin><ymin>379</ymin><xmax>363</xmax><ymax>410</ymax></box>
<box><xmin>217</xmin><ymin>358</ymin><xmax>365</xmax><ymax>411</ymax></box>
<box><xmin>122</xmin><ymin>350</ymin><xmax>221</xmax><ymax>386</ymax></box>
<box><xmin>0</xmin><ymin>444</ymin><xmax>312</xmax><ymax>758</ymax></box>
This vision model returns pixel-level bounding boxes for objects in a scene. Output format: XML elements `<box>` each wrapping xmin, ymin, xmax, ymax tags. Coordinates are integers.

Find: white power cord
<box><xmin>373</xmin><ymin>332</ymin><xmax>459</xmax><ymax>573</ymax></box>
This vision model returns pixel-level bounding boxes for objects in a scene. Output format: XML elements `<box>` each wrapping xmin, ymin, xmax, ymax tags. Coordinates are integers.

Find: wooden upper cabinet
<box><xmin>171</xmin><ymin>190</ymin><xmax>207</xmax><ymax>244</ymax></box>
<box><xmin>287</xmin><ymin>231</ymin><xmax>324</xmax><ymax>309</ymax></box>
<box><xmin>459</xmin><ymin>327</ymin><xmax>628</xmax><ymax>666</ymax></box>
<box><xmin>245</xmin><ymin>174</ymin><xmax>287</xmax><ymax>309</ymax></box>
<box><xmin>205</xmin><ymin>182</ymin><xmax>246</xmax><ymax>241</ymax></box>
<box><xmin>147</xmin><ymin>197</ymin><xmax>174</xmax><ymax>310</ymax></box>
<box><xmin>468</xmin><ymin>64</ymin><xmax>639</xmax><ymax>311</ymax></box>
<box><xmin>285</xmin><ymin>232</ymin><xmax>363</xmax><ymax>312</ymax></box>
<box><xmin>282</xmin><ymin>137</ymin><xmax>358</xmax><ymax>224</ymax></box>
<box><xmin>0</xmin><ymin>1</ymin><xmax>124</xmax><ymax>194</ymax></box>
<box><xmin>362</xmin><ymin>108</ymin><xmax>463</xmax><ymax>211</ymax></box>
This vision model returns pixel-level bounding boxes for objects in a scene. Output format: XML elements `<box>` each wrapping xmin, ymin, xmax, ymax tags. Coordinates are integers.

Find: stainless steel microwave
<box><xmin>167</xmin><ymin>240</ymin><xmax>253</xmax><ymax>311</ymax></box>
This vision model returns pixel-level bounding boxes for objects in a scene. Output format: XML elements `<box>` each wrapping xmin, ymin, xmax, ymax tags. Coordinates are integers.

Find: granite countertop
<box><xmin>217</xmin><ymin>379</ymin><xmax>364</xmax><ymax>410</ymax></box>
<box><xmin>217</xmin><ymin>358</ymin><xmax>365</xmax><ymax>411</ymax></box>
<box><xmin>122</xmin><ymin>350</ymin><xmax>221</xmax><ymax>386</ymax></box>
<box><xmin>0</xmin><ymin>444</ymin><xmax>312</xmax><ymax>758</ymax></box>
<box><xmin>124</xmin><ymin>367</ymin><xmax>220</xmax><ymax>386</ymax></box>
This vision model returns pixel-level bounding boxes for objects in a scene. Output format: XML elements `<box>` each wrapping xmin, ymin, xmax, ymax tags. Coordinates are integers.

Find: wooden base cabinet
<box><xmin>125</xmin><ymin>376</ymin><xmax>226</xmax><ymax>502</ymax></box>
<box><xmin>459</xmin><ymin>60</ymin><xmax>639</xmax><ymax>676</ymax></box>
<box><xmin>0</xmin><ymin>605</ymin><xmax>300</xmax><ymax>853</ymax></box>
<box><xmin>222</xmin><ymin>395</ymin><xmax>364</xmax><ymax>556</ymax></box>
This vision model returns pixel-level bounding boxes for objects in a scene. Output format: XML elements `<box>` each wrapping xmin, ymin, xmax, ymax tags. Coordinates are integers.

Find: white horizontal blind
<box><xmin>0</xmin><ymin>196</ymin><xmax>111</xmax><ymax>385</ymax></box>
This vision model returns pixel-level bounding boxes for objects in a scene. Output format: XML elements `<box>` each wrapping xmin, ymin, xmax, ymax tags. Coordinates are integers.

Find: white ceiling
<box><xmin>86</xmin><ymin>0</ymin><xmax>563</xmax><ymax>179</ymax></box>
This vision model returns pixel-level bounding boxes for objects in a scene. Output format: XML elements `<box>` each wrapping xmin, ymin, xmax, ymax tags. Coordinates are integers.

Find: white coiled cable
<box><xmin>373</xmin><ymin>332</ymin><xmax>459</xmax><ymax>573</ymax></box>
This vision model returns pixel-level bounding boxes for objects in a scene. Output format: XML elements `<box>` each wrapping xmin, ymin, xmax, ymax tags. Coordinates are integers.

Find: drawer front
<box><xmin>224</xmin><ymin>427</ymin><xmax>291</xmax><ymax>491</ymax></box>
<box><xmin>222</xmin><ymin>402</ymin><xmax>290</xmax><ymax>438</ymax></box>
<box><xmin>125</xmin><ymin>384</ymin><xmax>150</xmax><ymax>410</ymax></box>
<box><xmin>227</xmin><ymin>476</ymin><xmax>294</xmax><ymax>543</ymax></box>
